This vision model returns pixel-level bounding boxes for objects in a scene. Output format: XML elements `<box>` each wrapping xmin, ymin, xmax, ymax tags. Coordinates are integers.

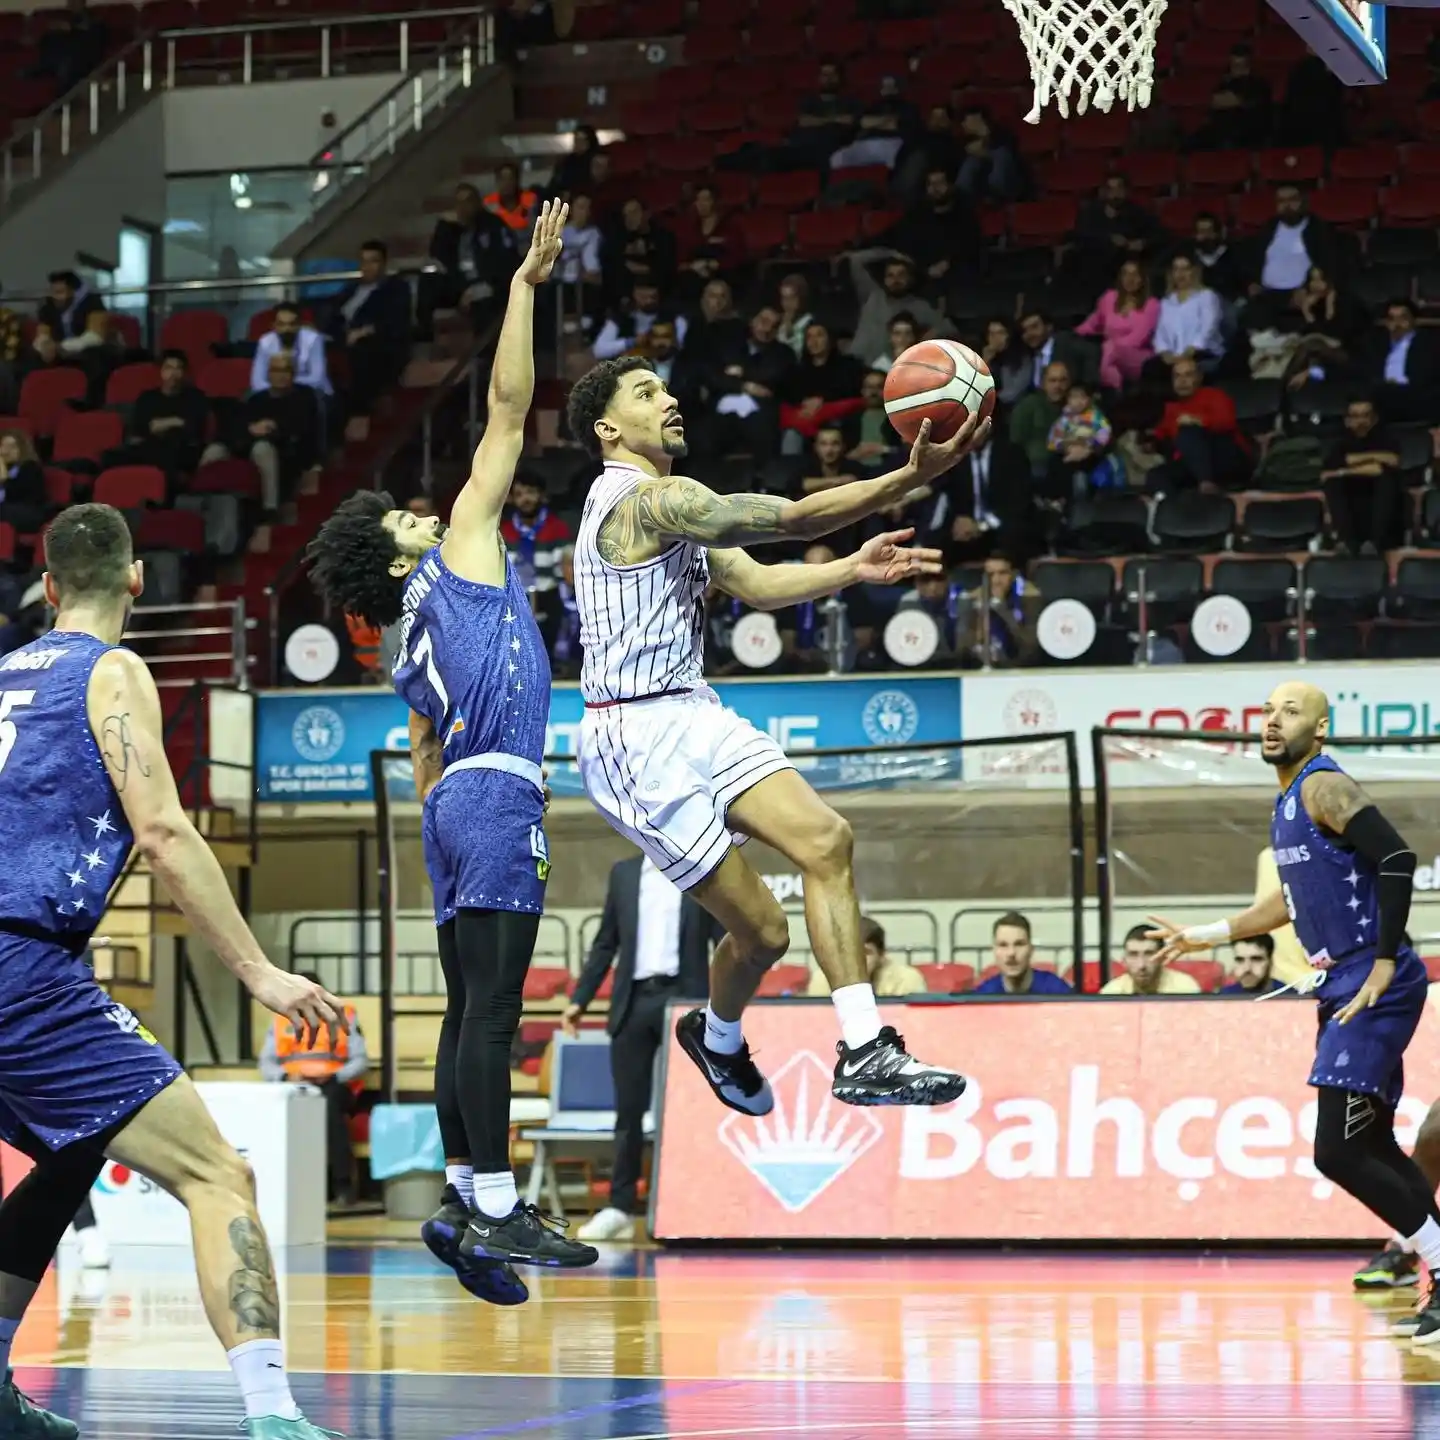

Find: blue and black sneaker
<box><xmin>459</xmin><ymin>1203</ymin><xmax>599</xmax><ymax>1269</ymax></box>
<box><xmin>421</xmin><ymin>1185</ymin><xmax>529</xmax><ymax>1305</ymax></box>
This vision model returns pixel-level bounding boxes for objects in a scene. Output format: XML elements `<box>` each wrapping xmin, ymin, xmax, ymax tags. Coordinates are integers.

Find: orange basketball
<box><xmin>883</xmin><ymin>339</ymin><xmax>998</xmax><ymax>444</ymax></box>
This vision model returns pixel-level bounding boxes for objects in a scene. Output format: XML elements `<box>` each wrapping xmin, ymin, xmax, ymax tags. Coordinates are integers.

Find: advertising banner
<box><xmin>651</xmin><ymin>997</ymin><xmax>1440</xmax><ymax>1242</ymax></box>
<box><xmin>961</xmin><ymin>662</ymin><xmax>1440</xmax><ymax>788</ymax></box>
<box><xmin>255</xmin><ymin>676</ymin><xmax>964</xmax><ymax>801</ymax></box>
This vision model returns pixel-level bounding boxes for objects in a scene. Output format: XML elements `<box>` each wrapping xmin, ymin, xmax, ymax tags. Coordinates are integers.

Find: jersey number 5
<box><xmin>411</xmin><ymin>631</ymin><xmax>450</xmax><ymax>714</ymax></box>
<box><xmin>0</xmin><ymin>690</ymin><xmax>35</xmax><ymax>775</ymax></box>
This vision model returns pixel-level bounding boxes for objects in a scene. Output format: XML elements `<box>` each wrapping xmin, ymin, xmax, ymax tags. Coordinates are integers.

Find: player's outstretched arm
<box><xmin>408</xmin><ymin>709</ymin><xmax>444</xmax><ymax>802</ymax></box>
<box><xmin>449</xmin><ymin>199</ymin><xmax>568</xmax><ymax>543</ymax></box>
<box><xmin>87</xmin><ymin>649</ymin><xmax>344</xmax><ymax>1038</ymax></box>
<box><xmin>1147</xmin><ymin>889</ymin><xmax>1291</xmax><ymax>962</ymax></box>
<box><xmin>605</xmin><ymin>414</ymin><xmax>989</xmax><ymax>556</ymax></box>
<box><xmin>708</xmin><ymin>528</ymin><xmax>942</xmax><ymax>611</ymax></box>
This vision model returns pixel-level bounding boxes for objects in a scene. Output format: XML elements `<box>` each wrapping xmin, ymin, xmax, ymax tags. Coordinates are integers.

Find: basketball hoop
<box><xmin>1000</xmin><ymin>0</ymin><xmax>1169</xmax><ymax>123</ymax></box>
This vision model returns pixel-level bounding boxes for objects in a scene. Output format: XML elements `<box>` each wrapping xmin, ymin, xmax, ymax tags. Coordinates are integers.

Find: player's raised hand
<box><xmin>905</xmin><ymin>411</ymin><xmax>995</xmax><ymax>485</ymax></box>
<box><xmin>249</xmin><ymin>966</ymin><xmax>347</xmax><ymax>1051</ymax></box>
<box><xmin>1337</xmin><ymin>958</ymin><xmax>1395</xmax><ymax>1025</ymax></box>
<box><xmin>853</xmin><ymin>528</ymin><xmax>944</xmax><ymax>586</ymax></box>
<box><xmin>1145</xmin><ymin>914</ymin><xmax>1218</xmax><ymax>965</ymax></box>
<box><xmin>518</xmin><ymin>199</ymin><xmax>568</xmax><ymax>287</ymax></box>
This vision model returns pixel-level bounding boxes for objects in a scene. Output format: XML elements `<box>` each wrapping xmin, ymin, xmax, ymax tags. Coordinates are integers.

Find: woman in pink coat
<box><xmin>1075</xmin><ymin>259</ymin><xmax>1160</xmax><ymax>390</ymax></box>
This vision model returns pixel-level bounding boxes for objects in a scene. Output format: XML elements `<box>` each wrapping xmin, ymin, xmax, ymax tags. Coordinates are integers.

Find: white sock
<box><xmin>0</xmin><ymin>1317</ymin><xmax>18</xmax><ymax>1376</ymax></box>
<box><xmin>227</xmin><ymin>1338</ymin><xmax>301</xmax><ymax>1421</ymax></box>
<box><xmin>1406</xmin><ymin>1217</ymin><xmax>1440</xmax><ymax>1272</ymax></box>
<box><xmin>703</xmin><ymin>1006</ymin><xmax>743</xmax><ymax>1055</ymax></box>
<box><xmin>1395</xmin><ymin>1231</ymin><xmax>1416</xmax><ymax>1254</ymax></box>
<box><xmin>474</xmin><ymin>1171</ymin><xmax>519</xmax><ymax>1219</ymax></box>
<box><xmin>445</xmin><ymin>1164</ymin><xmax>474</xmax><ymax>1209</ymax></box>
<box><xmin>831</xmin><ymin>982</ymin><xmax>882</xmax><ymax>1051</ymax></box>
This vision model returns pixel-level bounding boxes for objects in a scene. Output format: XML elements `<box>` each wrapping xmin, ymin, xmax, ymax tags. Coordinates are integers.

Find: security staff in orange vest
<box><xmin>483</xmin><ymin>161</ymin><xmax>539</xmax><ymax>233</ymax></box>
<box><xmin>258</xmin><ymin>972</ymin><xmax>370</xmax><ymax>1205</ymax></box>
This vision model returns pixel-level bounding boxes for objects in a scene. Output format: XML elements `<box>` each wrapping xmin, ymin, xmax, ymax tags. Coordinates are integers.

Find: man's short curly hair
<box><xmin>565</xmin><ymin>356</ymin><xmax>654</xmax><ymax>456</ymax></box>
<box><xmin>306</xmin><ymin>489</ymin><xmax>405</xmax><ymax>628</ymax></box>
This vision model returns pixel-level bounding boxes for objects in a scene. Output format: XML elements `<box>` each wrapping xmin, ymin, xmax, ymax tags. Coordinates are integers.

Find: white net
<box><xmin>1000</xmin><ymin>0</ymin><xmax>1169</xmax><ymax>123</ymax></box>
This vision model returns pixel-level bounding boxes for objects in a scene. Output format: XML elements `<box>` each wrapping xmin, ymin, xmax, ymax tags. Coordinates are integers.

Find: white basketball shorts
<box><xmin>578</xmin><ymin>685</ymin><xmax>794</xmax><ymax>891</ymax></box>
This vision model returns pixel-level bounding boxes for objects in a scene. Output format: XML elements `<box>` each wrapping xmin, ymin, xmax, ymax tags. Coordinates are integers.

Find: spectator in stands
<box><xmin>780</xmin><ymin>322</ymin><xmax>866</xmax><ymax>456</ymax></box>
<box><xmin>501</xmin><ymin>472</ymin><xmax>574</xmax><ymax>647</ymax></box>
<box><xmin>799</xmin><ymin>425</ymin><xmax>862</xmax><ymax>498</ymax></box>
<box><xmin>1151</xmin><ymin>357</ymin><xmax>1251</xmax><ymax>492</ymax></box>
<box><xmin>1283</xmin><ymin>265</ymin><xmax>1366</xmax><ymax>392</ymax></box>
<box><xmin>584</xmin><ymin>151</ymin><xmax>616</xmax><ymax>217</ymax></box>
<box><xmin>425</xmin><ymin>182</ymin><xmax>519</xmax><ymax>333</ymax></box>
<box><xmin>0</xmin><ymin>430</ymin><xmax>47</xmax><ymax>534</ymax></box>
<box><xmin>888</xmin><ymin>169</ymin><xmax>982</xmax><ymax>290</ymax></box>
<box><xmin>1321</xmin><ymin>397</ymin><xmax>1403</xmax><ymax>556</ymax></box>
<box><xmin>1071</xmin><ymin>175</ymin><xmax>1159</xmax><ymax>292</ymax></box>
<box><xmin>637</xmin><ymin>318</ymin><xmax>688</xmax><ymax>396</ymax></box>
<box><xmin>1192</xmin><ymin>212</ymin><xmax>1244</xmax><ymax>301</ymax></box>
<box><xmin>679</xmin><ymin>278</ymin><xmax>740</xmax><ymax>371</ymax></box>
<box><xmin>483</xmin><ymin>161</ymin><xmax>539</xmax><ymax>234</ymax></box>
<box><xmin>249</xmin><ymin>302</ymin><xmax>331</xmax><ymax>398</ymax></box>
<box><xmin>591</xmin><ymin>280</ymin><xmax>683</xmax><ymax>362</ymax></box>
<box><xmin>775</xmin><ymin>274</ymin><xmax>815</xmax><ymax>359</ymax></box>
<box><xmin>947</xmin><ymin>424</ymin><xmax>1038</xmax><ymax>563</ymax></box>
<box><xmin>954</xmin><ymin>550</ymin><xmax>1040</xmax><ymax>667</ymax></box>
<box><xmin>847</xmin><ymin>255</ymin><xmax>949</xmax><ymax>369</ymax></box>
<box><xmin>892</xmin><ymin>571</ymin><xmax>961</xmax><ymax>665</ymax></box>
<box><xmin>1100</xmin><ymin>924</ymin><xmax>1201</xmax><ymax>994</ymax></box>
<box><xmin>848</xmin><ymin>369</ymin><xmax>902</xmax><ymax>468</ymax></box>
<box><xmin>808</xmin><ymin>916</ymin><xmax>925</xmax><ymax>997</ymax></box>
<box><xmin>605</xmin><ymin>197</ymin><xmax>676</xmax><ymax>301</ymax></box>
<box><xmin>792</xmin><ymin>62</ymin><xmax>862</xmax><ymax>165</ymax></box>
<box><xmin>956</xmin><ymin>105</ymin><xmax>1026</xmax><ymax>203</ymax></box>
<box><xmin>215</xmin><ymin>351</ymin><xmax>322</xmax><ymax>516</ymax></box>
<box><xmin>894</xmin><ymin>103</ymin><xmax>964</xmax><ymax>206</ymax></box>
<box><xmin>1019</xmin><ymin>308</ymin><xmax>1094</xmax><ymax>390</ymax></box>
<box><xmin>1076</xmin><ymin>259</ymin><xmax>1160</xmax><ymax>391</ymax></box>
<box><xmin>35</xmin><ymin>269</ymin><xmax>103</xmax><ymax>356</ymax></box>
<box><xmin>1151</xmin><ymin>252</ymin><xmax>1225</xmax><ymax>378</ymax></box>
<box><xmin>1047</xmin><ymin>381</ymin><xmax>1115</xmax><ymax>501</ymax></box>
<box><xmin>1220</xmin><ymin>933</ymin><xmax>1285</xmax><ymax>995</ymax></box>
<box><xmin>1363</xmin><ymin>298</ymin><xmax>1440</xmax><ymax>424</ymax></box>
<box><xmin>33</xmin><ymin>0</ymin><xmax>107</xmax><ymax>93</ymax></box>
<box><xmin>982</xmin><ymin>318</ymin><xmax>1031</xmax><ymax>407</ymax></box>
<box><xmin>330</xmin><ymin>239</ymin><xmax>412</xmax><ymax>420</ymax></box>
<box><xmin>122</xmin><ymin>348</ymin><xmax>209</xmax><ymax>480</ymax></box>
<box><xmin>973</xmin><ymin>911</ymin><xmax>1074</xmax><ymax>995</ymax></box>
<box><xmin>708</xmin><ymin>305</ymin><xmax>794</xmax><ymax>458</ymax></box>
<box><xmin>1010</xmin><ymin>360</ymin><xmax>1071</xmax><ymax>478</ymax></box>
<box><xmin>558</xmin><ymin>192</ymin><xmax>605</xmax><ymax>335</ymax></box>
<box><xmin>258</xmin><ymin>973</ymin><xmax>369</xmax><ymax>1206</ymax></box>
<box><xmin>673</xmin><ymin>185</ymin><xmax>737</xmax><ymax>301</ymax></box>
<box><xmin>1241</xmin><ymin>185</ymin><xmax>1342</xmax><ymax>332</ymax></box>
<box><xmin>871</xmin><ymin>312</ymin><xmax>919</xmax><ymax>375</ymax></box>
<box><xmin>1188</xmin><ymin>44</ymin><xmax>1272</xmax><ymax>150</ymax></box>
<box><xmin>550</xmin><ymin>123</ymin><xmax>601</xmax><ymax>196</ymax></box>
<box><xmin>1275</xmin><ymin>52</ymin><xmax>1346</xmax><ymax>149</ymax></box>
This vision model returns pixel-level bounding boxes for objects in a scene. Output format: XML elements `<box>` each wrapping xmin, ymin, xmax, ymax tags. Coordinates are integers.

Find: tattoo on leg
<box><xmin>227</xmin><ymin>1216</ymin><xmax>280</xmax><ymax>1333</ymax></box>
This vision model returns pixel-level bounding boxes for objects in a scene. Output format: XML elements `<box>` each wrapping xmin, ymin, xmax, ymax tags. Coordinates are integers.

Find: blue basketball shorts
<box><xmin>0</xmin><ymin>937</ymin><xmax>182</xmax><ymax>1152</ymax></box>
<box><xmin>422</xmin><ymin>767</ymin><xmax>549</xmax><ymax>924</ymax></box>
<box><xmin>1309</xmin><ymin>951</ymin><xmax>1429</xmax><ymax>1110</ymax></box>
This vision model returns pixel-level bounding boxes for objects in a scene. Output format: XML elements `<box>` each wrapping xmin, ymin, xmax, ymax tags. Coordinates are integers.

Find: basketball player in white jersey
<box><xmin>566</xmin><ymin>357</ymin><xmax>988</xmax><ymax>1113</ymax></box>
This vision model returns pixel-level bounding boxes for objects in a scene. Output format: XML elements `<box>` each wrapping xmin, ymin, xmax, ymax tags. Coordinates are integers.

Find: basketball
<box><xmin>883</xmin><ymin>339</ymin><xmax>998</xmax><ymax>445</ymax></box>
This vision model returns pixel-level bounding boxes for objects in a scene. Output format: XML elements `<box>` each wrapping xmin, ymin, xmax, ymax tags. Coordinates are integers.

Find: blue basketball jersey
<box><xmin>1270</xmin><ymin>753</ymin><xmax>1415</xmax><ymax>975</ymax></box>
<box><xmin>0</xmin><ymin>631</ymin><xmax>133</xmax><ymax>945</ymax></box>
<box><xmin>391</xmin><ymin>545</ymin><xmax>551</xmax><ymax>770</ymax></box>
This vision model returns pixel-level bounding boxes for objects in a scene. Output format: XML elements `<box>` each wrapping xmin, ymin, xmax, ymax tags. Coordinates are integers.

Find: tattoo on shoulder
<box><xmin>597</xmin><ymin>479</ymin><xmax>788</xmax><ymax>563</ymax></box>
<box><xmin>99</xmin><ymin>712</ymin><xmax>151</xmax><ymax>794</ymax></box>
<box><xmin>1302</xmin><ymin>769</ymin><xmax>1370</xmax><ymax>834</ymax></box>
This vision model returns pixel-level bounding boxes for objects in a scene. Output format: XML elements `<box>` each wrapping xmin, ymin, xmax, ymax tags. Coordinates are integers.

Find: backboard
<box><xmin>1265</xmin><ymin>0</ymin><xmax>1387</xmax><ymax>85</ymax></box>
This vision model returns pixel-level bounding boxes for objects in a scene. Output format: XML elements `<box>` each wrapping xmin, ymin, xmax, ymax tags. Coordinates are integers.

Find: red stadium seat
<box><xmin>570</xmin><ymin>5</ymin><xmax>620</xmax><ymax>40</ymax></box>
<box><xmin>711</xmin><ymin>172</ymin><xmax>753</xmax><ymax>209</ymax></box>
<box><xmin>654</xmin><ymin>65</ymin><xmax>716</xmax><ymax>107</ymax></box>
<box><xmin>0</xmin><ymin>522</ymin><xmax>14</xmax><ymax>564</ymax></box>
<box><xmin>18</xmin><ymin>368</ymin><xmax>86</xmax><ymax>439</ymax></box>
<box><xmin>627</xmin><ymin>0</ymin><xmax>685</xmax><ymax>34</ymax></box>
<box><xmin>749</xmin><ymin>93</ymin><xmax>800</xmax><ymax>130</ymax></box>
<box><xmin>755</xmin><ymin>964</ymin><xmax>810</xmax><ymax>997</ymax></box>
<box><xmin>917</xmin><ymin>963</ymin><xmax>975</xmax><ymax>994</ymax></box>
<box><xmin>1009</xmin><ymin>198</ymin><xmax>1076</xmax><ymax>245</ymax></box>
<box><xmin>747</xmin><ymin>24</ymin><xmax>806</xmax><ymax>60</ymax></box>
<box><xmin>861</xmin><ymin>207</ymin><xmax>903</xmax><ymax>239</ymax></box>
<box><xmin>196</xmin><ymin>357</ymin><xmax>254</xmax><ymax>400</ymax></box>
<box><xmin>1381</xmin><ymin>180</ymin><xmax>1440</xmax><ymax>226</ymax></box>
<box><xmin>1171</xmin><ymin>958</ymin><xmax>1226</xmax><ymax>993</ymax></box>
<box><xmin>1064</xmin><ymin>110</ymin><xmax>1131</xmax><ymax>152</ymax></box>
<box><xmin>793</xmin><ymin>206</ymin><xmax>863</xmax><ymax>256</ymax></box>
<box><xmin>757</xmin><ymin>170</ymin><xmax>822</xmax><ymax>210</ymax></box>
<box><xmin>1255</xmin><ymin>145</ymin><xmax>1325</xmax><ymax>185</ymax></box>
<box><xmin>1230</xmin><ymin>188</ymin><xmax>1279</xmax><ymax>233</ymax></box>
<box><xmin>689</xmin><ymin>97</ymin><xmax>746</xmax><ymax>134</ymax></box>
<box><xmin>1037</xmin><ymin>152</ymin><xmax>1109</xmax><ymax>196</ymax></box>
<box><xmin>0</xmin><ymin>415</ymin><xmax>35</xmax><ymax>440</ymax></box>
<box><xmin>159</xmin><ymin>309</ymin><xmax>229</xmax><ymax>369</ymax></box>
<box><xmin>1331</xmin><ymin>143</ymin><xmax>1401</xmax><ymax>184</ymax></box>
<box><xmin>1309</xmin><ymin>182</ymin><xmax>1379</xmax><ymax>229</ymax></box>
<box><xmin>108</xmin><ymin>313</ymin><xmax>143</xmax><ymax>351</ymax></box>
<box><xmin>189</xmin><ymin>457</ymin><xmax>260</xmax><ymax>499</ymax></box>
<box><xmin>684</xmin><ymin>26</ymin><xmax>736</xmax><ymax>67</ymax></box>
<box><xmin>43</xmin><ymin>467</ymin><xmax>76</xmax><ymax>509</ymax></box>
<box><xmin>1183</xmin><ymin>151</ymin><xmax>1251</xmax><ymax>190</ymax></box>
<box><xmin>1156</xmin><ymin>195</ymin><xmax>1213</xmax><ymax>234</ymax></box>
<box><xmin>94</xmin><ymin>465</ymin><xmax>166</xmax><ymax>510</ymax></box>
<box><xmin>737</xmin><ymin>210</ymin><xmax>791</xmax><ymax>257</ymax></box>
<box><xmin>1118</xmin><ymin>150</ymin><xmax>1180</xmax><ymax>193</ymax></box>
<box><xmin>1402</xmin><ymin>142</ymin><xmax>1440</xmax><ymax>178</ymax></box>
<box><xmin>621</xmin><ymin>97</ymin><xmax>681</xmax><ymax>139</ymax></box>
<box><xmin>136</xmin><ymin>508</ymin><xmax>206</xmax><ymax>553</ymax></box>
<box><xmin>812</xmin><ymin>20</ymin><xmax>870</xmax><ymax>58</ymax></box>
<box><xmin>51</xmin><ymin>409</ymin><xmax>122</xmax><ymax>465</ymax></box>
<box><xmin>104</xmin><ymin>362</ymin><xmax>161</xmax><ymax>407</ymax></box>
<box><xmin>650</xmin><ymin>136</ymin><xmax>715</xmax><ymax>172</ymax></box>
<box><xmin>521</xmin><ymin>967</ymin><xmax>571</xmax><ymax>1002</ymax></box>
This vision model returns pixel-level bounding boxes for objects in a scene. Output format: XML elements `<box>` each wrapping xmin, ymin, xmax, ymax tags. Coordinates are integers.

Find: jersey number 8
<box><xmin>1282</xmin><ymin>882</ymin><xmax>1297</xmax><ymax>922</ymax></box>
<box><xmin>0</xmin><ymin>689</ymin><xmax>35</xmax><ymax>776</ymax></box>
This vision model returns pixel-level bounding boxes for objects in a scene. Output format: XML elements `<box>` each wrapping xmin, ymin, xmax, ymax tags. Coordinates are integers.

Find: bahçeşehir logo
<box><xmin>719</xmin><ymin>1051</ymin><xmax>884</xmax><ymax>1213</ymax></box>
<box><xmin>861</xmin><ymin>689</ymin><xmax>919</xmax><ymax>746</ymax></box>
<box><xmin>292</xmin><ymin>705</ymin><xmax>346</xmax><ymax>763</ymax></box>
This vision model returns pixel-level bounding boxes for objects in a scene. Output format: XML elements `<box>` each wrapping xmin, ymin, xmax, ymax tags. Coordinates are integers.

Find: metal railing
<box><xmin>122</xmin><ymin>599</ymin><xmax>253</xmax><ymax>690</ymax></box>
<box><xmin>1</xmin><ymin>6</ymin><xmax>494</xmax><ymax>207</ymax></box>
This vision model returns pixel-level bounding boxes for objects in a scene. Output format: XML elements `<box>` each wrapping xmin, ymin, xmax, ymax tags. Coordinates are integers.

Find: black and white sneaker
<box><xmin>831</xmin><ymin>1026</ymin><xmax>968</xmax><ymax>1106</ymax></box>
<box><xmin>421</xmin><ymin>1184</ymin><xmax>529</xmax><ymax>1305</ymax></box>
<box><xmin>675</xmin><ymin>1008</ymin><xmax>774</xmax><ymax>1116</ymax></box>
<box><xmin>1412</xmin><ymin>1276</ymin><xmax>1440</xmax><ymax>1346</ymax></box>
<box><xmin>460</xmin><ymin>1203</ymin><xmax>599</xmax><ymax>1269</ymax></box>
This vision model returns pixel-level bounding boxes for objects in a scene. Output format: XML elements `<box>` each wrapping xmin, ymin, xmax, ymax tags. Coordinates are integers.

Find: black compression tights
<box><xmin>435</xmin><ymin>908</ymin><xmax>539</xmax><ymax>1174</ymax></box>
<box><xmin>1312</xmin><ymin>1086</ymin><xmax>1440</xmax><ymax>1237</ymax></box>
<box><xmin>0</xmin><ymin>1130</ymin><xmax>103</xmax><ymax>1285</ymax></box>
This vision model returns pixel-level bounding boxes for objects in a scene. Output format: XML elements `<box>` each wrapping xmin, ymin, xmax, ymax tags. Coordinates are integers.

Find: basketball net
<box><xmin>1000</xmin><ymin>0</ymin><xmax>1169</xmax><ymax>123</ymax></box>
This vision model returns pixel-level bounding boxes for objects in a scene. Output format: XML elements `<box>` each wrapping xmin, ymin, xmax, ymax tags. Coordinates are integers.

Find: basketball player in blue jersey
<box><xmin>1152</xmin><ymin>680</ymin><xmax>1440</xmax><ymax>1344</ymax></box>
<box><xmin>308</xmin><ymin>200</ymin><xmax>596</xmax><ymax>1291</ymax></box>
<box><xmin>0</xmin><ymin>503</ymin><xmax>344</xmax><ymax>1439</ymax></box>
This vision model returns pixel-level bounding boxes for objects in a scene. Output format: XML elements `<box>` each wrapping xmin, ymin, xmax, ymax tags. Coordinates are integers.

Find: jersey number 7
<box><xmin>411</xmin><ymin>630</ymin><xmax>450</xmax><ymax>716</ymax></box>
<box><xmin>0</xmin><ymin>690</ymin><xmax>35</xmax><ymax>776</ymax></box>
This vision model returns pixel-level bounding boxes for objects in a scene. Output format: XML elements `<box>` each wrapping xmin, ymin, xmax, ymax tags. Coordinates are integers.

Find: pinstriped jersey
<box><xmin>573</xmin><ymin>462</ymin><xmax>709</xmax><ymax>704</ymax></box>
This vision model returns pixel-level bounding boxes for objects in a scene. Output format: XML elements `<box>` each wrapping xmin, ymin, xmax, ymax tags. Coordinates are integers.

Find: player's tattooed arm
<box><xmin>1301</xmin><ymin>769</ymin><xmax>1373</xmax><ymax>836</ymax></box>
<box><xmin>408</xmin><ymin>709</ymin><xmax>444</xmax><ymax>802</ymax></box>
<box><xmin>97</xmin><ymin>711</ymin><xmax>152</xmax><ymax>794</ymax></box>
<box><xmin>227</xmin><ymin>1216</ymin><xmax>281</xmax><ymax>1334</ymax></box>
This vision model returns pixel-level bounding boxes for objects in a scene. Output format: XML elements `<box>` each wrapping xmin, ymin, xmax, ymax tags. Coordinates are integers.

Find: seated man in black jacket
<box><xmin>422</xmin><ymin>183</ymin><xmax>519</xmax><ymax>334</ymax></box>
<box><xmin>329</xmin><ymin>238</ymin><xmax>412</xmax><ymax>419</ymax></box>
<box><xmin>120</xmin><ymin>349</ymin><xmax>209</xmax><ymax>482</ymax></box>
<box><xmin>1362</xmin><ymin>298</ymin><xmax>1440</xmax><ymax>424</ymax></box>
<box><xmin>707</xmin><ymin>305</ymin><xmax>795</xmax><ymax>458</ymax></box>
<box><xmin>211</xmin><ymin>352</ymin><xmax>323</xmax><ymax>515</ymax></box>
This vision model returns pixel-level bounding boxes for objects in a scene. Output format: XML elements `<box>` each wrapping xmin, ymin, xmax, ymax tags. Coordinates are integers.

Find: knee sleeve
<box><xmin>0</xmin><ymin>1141</ymin><xmax>103</xmax><ymax>1284</ymax></box>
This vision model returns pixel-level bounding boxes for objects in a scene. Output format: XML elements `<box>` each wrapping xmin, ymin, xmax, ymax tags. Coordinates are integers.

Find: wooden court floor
<box><xmin>14</xmin><ymin>1243</ymin><xmax>1440</xmax><ymax>1438</ymax></box>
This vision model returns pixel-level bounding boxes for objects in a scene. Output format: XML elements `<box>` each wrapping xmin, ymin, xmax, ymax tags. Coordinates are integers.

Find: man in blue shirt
<box><xmin>973</xmin><ymin>911</ymin><xmax>1073</xmax><ymax>995</ymax></box>
<box><xmin>1219</xmin><ymin>934</ymin><xmax>1287</xmax><ymax>996</ymax></box>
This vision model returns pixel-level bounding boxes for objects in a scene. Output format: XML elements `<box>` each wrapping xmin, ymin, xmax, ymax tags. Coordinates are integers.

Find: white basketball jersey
<box><xmin>573</xmin><ymin>461</ymin><xmax>710</xmax><ymax>704</ymax></box>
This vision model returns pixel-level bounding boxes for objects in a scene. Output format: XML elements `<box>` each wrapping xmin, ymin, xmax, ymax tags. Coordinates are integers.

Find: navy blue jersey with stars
<box><xmin>0</xmin><ymin>631</ymin><xmax>133</xmax><ymax>943</ymax></box>
<box><xmin>1270</xmin><ymin>753</ymin><xmax>1418</xmax><ymax>977</ymax></box>
<box><xmin>391</xmin><ymin>545</ymin><xmax>551</xmax><ymax>768</ymax></box>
